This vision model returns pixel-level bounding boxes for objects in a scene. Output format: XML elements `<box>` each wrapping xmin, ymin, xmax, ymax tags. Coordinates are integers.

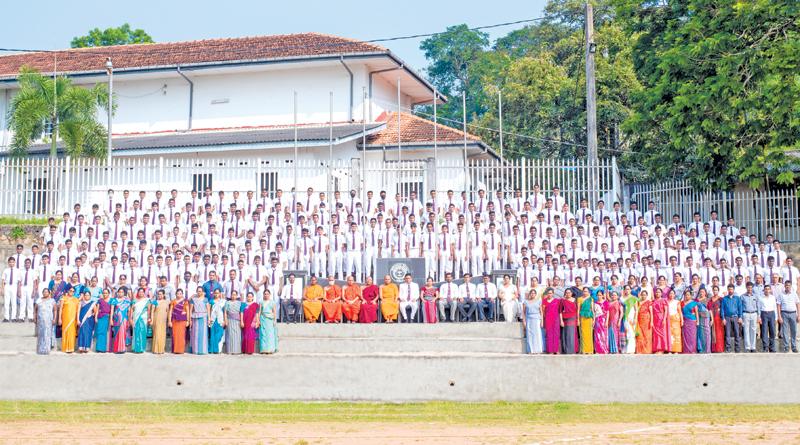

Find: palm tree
<box><xmin>8</xmin><ymin>66</ymin><xmax>111</xmax><ymax>158</ymax></box>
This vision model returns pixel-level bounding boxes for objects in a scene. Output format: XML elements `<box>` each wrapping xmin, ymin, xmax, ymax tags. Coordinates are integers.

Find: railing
<box><xmin>629</xmin><ymin>180</ymin><xmax>800</xmax><ymax>243</ymax></box>
<box><xmin>0</xmin><ymin>156</ymin><xmax>622</xmax><ymax>219</ymax></box>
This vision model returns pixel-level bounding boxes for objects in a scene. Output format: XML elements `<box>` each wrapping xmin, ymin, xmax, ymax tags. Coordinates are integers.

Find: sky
<box><xmin>0</xmin><ymin>0</ymin><xmax>548</xmax><ymax>72</ymax></box>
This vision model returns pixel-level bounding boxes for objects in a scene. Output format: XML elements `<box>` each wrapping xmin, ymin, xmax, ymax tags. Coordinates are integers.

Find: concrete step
<box><xmin>279</xmin><ymin>337</ymin><xmax>524</xmax><ymax>354</ymax></box>
<box><xmin>1</xmin><ymin>334</ymin><xmax>524</xmax><ymax>354</ymax></box>
<box><xmin>0</xmin><ymin>320</ymin><xmax>524</xmax><ymax>338</ymax></box>
<box><xmin>277</xmin><ymin>322</ymin><xmax>524</xmax><ymax>338</ymax></box>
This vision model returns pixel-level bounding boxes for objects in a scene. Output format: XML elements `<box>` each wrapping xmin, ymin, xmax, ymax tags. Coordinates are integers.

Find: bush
<box><xmin>9</xmin><ymin>226</ymin><xmax>26</xmax><ymax>241</ymax></box>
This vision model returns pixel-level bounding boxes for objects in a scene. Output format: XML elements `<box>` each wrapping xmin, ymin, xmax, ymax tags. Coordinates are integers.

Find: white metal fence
<box><xmin>0</xmin><ymin>156</ymin><xmax>622</xmax><ymax>219</ymax></box>
<box><xmin>629</xmin><ymin>181</ymin><xmax>800</xmax><ymax>243</ymax></box>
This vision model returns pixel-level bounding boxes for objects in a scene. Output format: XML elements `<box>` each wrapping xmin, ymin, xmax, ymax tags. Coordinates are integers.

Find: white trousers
<box><xmin>4</xmin><ymin>287</ymin><xmax>18</xmax><ymax>321</ymax></box>
<box><xmin>328</xmin><ymin>252</ymin><xmax>344</xmax><ymax>279</ymax></box>
<box><xmin>400</xmin><ymin>300</ymin><xmax>418</xmax><ymax>321</ymax></box>
<box><xmin>742</xmin><ymin>312</ymin><xmax>758</xmax><ymax>351</ymax></box>
<box><xmin>312</xmin><ymin>253</ymin><xmax>327</xmax><ymax>277</ymax></box>
<box><xmin>423</xmin><ymin>251</ymin><xmax>437</xmax><ymax>280</ymax></box>
<box><xmin>18</xmin><ymin>288</ymin><xmax>34</xmax><ymax>320</ymax></box>
<box><xmin>345</xmin><ymin>251</ymin><xmax>362</xmax><ymax>282</ymax></box>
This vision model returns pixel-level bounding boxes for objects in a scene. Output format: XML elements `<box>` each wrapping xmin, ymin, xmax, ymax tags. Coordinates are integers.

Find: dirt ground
<box><xmin>2</xmin><ymin>421</ymin><xmax>800</xmax><ymax>444</ymax></box>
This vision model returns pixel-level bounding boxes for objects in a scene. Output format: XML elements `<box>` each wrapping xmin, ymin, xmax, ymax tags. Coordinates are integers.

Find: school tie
<box><xmin>407</xmin><ymin>285</ymin><xmax>411</xmax><ymax>301</ymax></box>
<box><xmin>484</xmin><ymin>284</ymin><xmax>488</xmax><ymax>298</ymax></box>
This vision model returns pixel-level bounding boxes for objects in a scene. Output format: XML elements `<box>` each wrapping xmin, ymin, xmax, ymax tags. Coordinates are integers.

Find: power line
<box><xmin>0</xmin><ymin>17</ymin><xmax>550</xmax><ymax>56</ymax></box>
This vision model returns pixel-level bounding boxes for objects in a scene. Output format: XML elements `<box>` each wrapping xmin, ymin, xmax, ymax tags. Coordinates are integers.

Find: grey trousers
<box><xmin>438</xmin><ymin>298</ymin><xmax>457</xmax><ymax>321</ymax></box>
<box><xmin>742</xmin><ymin>312</ymin><xmax>758</xmax><ymax>351</ymax></box>
<box><xmin>780</xmin><ymin>311</ymin><xmax>798</xmax><ymax>352</ymax></box>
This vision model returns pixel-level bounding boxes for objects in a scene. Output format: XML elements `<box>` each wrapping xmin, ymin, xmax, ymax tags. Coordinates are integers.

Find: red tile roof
<box><xmin>364</xmin><ymin>111</ymin><xmax>482</xmax><ymax>146</ymax></box>
<box><xmin>0</xmin><ymin>33</ymin><xmax>387</xmax><ymax>78</ymax></box>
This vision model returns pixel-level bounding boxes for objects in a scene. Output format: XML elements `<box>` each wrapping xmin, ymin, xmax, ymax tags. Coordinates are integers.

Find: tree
<box><xmin>419</xmin><ymin>24</ymin><xmax>490</xmax><ymax>121</ymax></box>
<box><xmin>71</xmin><ymin>23</ymin><xmax>153</xmax><ymax>48</ymax></box>
<box><xmin>614</xmin><ymin>0</ymin><xmax>800</xmax><ymax>189</ymax></box>
<box><xmin>8</xmin><ymin>67</ymin><xmax>111</xmax><ymax>158</ymax></box>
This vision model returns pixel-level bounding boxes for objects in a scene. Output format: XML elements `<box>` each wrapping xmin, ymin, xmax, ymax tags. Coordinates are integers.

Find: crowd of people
<box><xmin>0</xmin><ymin>185</ymin><xmax>797</xmax><ymax>355</ymax></box>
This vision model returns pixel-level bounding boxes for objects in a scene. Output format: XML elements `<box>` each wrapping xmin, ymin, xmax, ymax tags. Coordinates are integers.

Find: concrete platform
<box><xmin>1</xmin><ymin>351</ymin><xmax>799</xmax><ymax>403</ymax></box>
<box><xmin>0</xmin><ymin>321</ymin><xmax>526</xmax><ymax>354</ymax></box>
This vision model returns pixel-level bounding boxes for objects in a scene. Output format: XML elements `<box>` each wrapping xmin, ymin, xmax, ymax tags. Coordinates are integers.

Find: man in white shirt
<box><xmin>457</xmin><ymin>273</ymin><xmax>478</xmax><ymax>322</ymax></box>
<box><xmin>397</xmin><ymin>273</ymin><xmax>420</xmax><ymax>322</ymax></box>
<box><xmin>437</xmin><ymin>272</ymin><xmax>459</xmax><ymax>322</ymax></box>
<box><xmin>279</xmin><ymin>273</ymin><xmax>303</xmax><ymax>323</ymax></box>
<box><xmin>2</xmin><ymin>257</ymin><xmax>19</xmax><ymax>322</ymax></box>
<box><xmin>476</xmin><ymin>273</ymin><xmax>497</xmax><ymax>322</ymax></box>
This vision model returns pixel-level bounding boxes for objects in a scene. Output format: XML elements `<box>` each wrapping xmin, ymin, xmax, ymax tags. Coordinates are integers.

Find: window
<box><xmin>192</xmin><ymin>173</ymin><xmax>212</xmax><ymax>192</ymax></box>
<box><xmin>258</xmin><ymin>172</ymin><xmax>278</xmax><ymax>196</ymax></box>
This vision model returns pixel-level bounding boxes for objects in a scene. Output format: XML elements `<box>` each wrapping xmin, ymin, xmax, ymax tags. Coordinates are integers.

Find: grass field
<box><xmin>2</xmin><ymin>401</ymin><xmax>800</xmax><ymax>444</ymax></box>
<box><xmin>1</xmin><ymin>401</ymin><xmax>798</xmax><ymax>424</ymax></box>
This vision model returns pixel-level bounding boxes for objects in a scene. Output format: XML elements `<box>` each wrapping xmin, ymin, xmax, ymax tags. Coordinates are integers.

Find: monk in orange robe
<box><xmin>379</xmin><ymin>274</ymin><xmax>400</xmax><ymax>323</ymax></box>
<box><xmin>323</xmin><ymin>275</ymin><xmax>343</xmax><ymax>323</ymax></box>
<box><xmin>302</xmin><ymin>276</ymin><xmax>324</xmax><ymax>323</ymax></box>
<box><xmin>342</xmin><ymin>276</ymin><xmax>362</xmax><ymax>323</ymax></box>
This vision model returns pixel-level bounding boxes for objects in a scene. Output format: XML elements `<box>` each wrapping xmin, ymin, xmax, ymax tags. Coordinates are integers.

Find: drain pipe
<box><xmin>339</xmin><ymin>56</ymin><xmax>354</xmax><ymax>122</ymax></box>
<box><xmin>368</xmin><ymin>63</ymin><xmax>404</xmax><ymax>122</ymax></box>
<box><xmin>176</xmin><ymin>66</ymin><xmax>194</xmax><ymax>131</ymax></box>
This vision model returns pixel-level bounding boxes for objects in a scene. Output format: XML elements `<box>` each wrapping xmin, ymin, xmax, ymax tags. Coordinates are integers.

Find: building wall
<box><xmin>0</xmin><ymin>60</ymin><xmax>416</xmax><ymax>145</ymax></box>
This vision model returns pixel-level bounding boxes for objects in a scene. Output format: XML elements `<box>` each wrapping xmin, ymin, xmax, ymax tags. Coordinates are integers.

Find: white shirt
<box><xmin>398</xmin><ymin>282</ymin><xmax>420</xmax><ymax>301</ymax></box>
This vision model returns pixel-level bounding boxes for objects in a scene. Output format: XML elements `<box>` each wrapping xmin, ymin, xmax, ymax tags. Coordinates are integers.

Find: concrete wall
<box><xmin>0</xmin><ymin>60</ymin><xmax>416</xmax><ymax>142</ymax></box>
<box><xmin>1</xmin><ymin>352</ymin><xmax>798</xmax><ymax>403</ymax></box>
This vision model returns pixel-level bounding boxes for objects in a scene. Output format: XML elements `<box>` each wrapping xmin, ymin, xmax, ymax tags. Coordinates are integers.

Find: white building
<box><xmin>0</xmin><ymin>33</ymin><xmax>497</xmax><ymax>199</ymax></box>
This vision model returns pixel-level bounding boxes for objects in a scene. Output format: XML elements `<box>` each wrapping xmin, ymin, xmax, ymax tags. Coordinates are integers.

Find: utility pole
<box><xmin>585</xmin><ymin>2</ymin><xmax>598</xmax><ymax>163</ymax></box>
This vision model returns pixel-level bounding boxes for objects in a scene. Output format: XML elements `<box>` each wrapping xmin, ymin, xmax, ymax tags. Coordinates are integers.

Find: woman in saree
<box><xmin>707</xmin><ymin>285</ymin><xmax>725</xmax><ymax>353</ymax></box>
<box><xmin>520</xmin><ymin>288</ymin><xmax>541</xmax><ymax>354</ymax></box>
<box><xmin>242</xmin><ymin>289</ymin><xmax>260</xmax><ymax>354</ymax></box>
<box><xmin>190</xmin><ymin>287</ymin><xmax>210</xmax><ymax>355</ymax></box>
<box><xmin>256</xmin><ymin>290</ymin><xmax>276</xmax><ymax>354</ymax></box>
<box><xmin>359</xmin><ymin>276</ymin><xmax>380</xmax><ymax>323</ymax></box>
<box><xmin>667</xmin><ymin>289</ymin><xmax>683</xmax><ymax>353</ymax></box>
<box><xmin>636</xmin><ymin>290</ymin><xmax>653</xmax><ymax>354</ymax></box>
<box><xmin>593</xmin><ymin>291</ymin><xmax>610</xmax><ymax>354</ymax></box>
<box><xmin>577</xmin><ymin>287</ymin><xmax>594</xmax><ymax>354</ymax></box>
<box><xmin>58</xmin><ymin>289</ymin><xmax>80</xmax><ymax>353</ymax></box>
<box><xmin>379</xmin><ymin>275</ymin><xmax>400</xmax><ymax>323</ymax></box>
<box><xmin>94</xmin><ymin>288</ymin><xmax>113</xmax><ymax>352</ymax></box>
<box><xmin>48</xmin><ymin>271</ymin><xmax>71</xmax><ymax>340</ymax></box>
<box><xmin>150</xmin><ymin>289</ymin><xmax>169</xmax><ymax>354</ymax></box>
<box><xmin>224</xmin><ymin>291</ymin><xmax>245</xmax><ymax>354</ymax></box>
<box><xmin>651</xmin><ymin>288</ymin><xmax>670</xmax><ymax>353</ymax></box>
<box><xmin>76</xmin><ymin>291</ymin><xmax>96</xmax><ymax>353</ymax></box>
<box><xmin>653</xmin><ymin>276</ymin><xmax>671</xmax><ymax>300</ymax></box>
<box><xmin>681</xmin><ymin>290</ymin><xmax>699</xmax><ymax>353</ymax></box>
<box><xmin>130</xmin><ymin>287</ymin><xmax>151</xmax><ymax>353</ymax></box>
<box><xmin>696</xmin><ymin>290</ymin><xmax>712</xmax><ymax>353</ymax></box>
<box><xmin>168</xmin><ymin>289</ymin><xmax>189</xmax><ymax>354</ymax></box>
<box><xmin>208</xmin><ymin>289</ymin><xmax>226</xmax><ymax>354</ymax></box>
<box><xmin>559</xmin><ymin>288</ymin><xmax>578</xmax><ymax>354</ymax></box>
<box><xmin>621</xmin><ymin>285</ymin><xmax>639</xmax><ymax>354</ymax></box>
<box><xmin>110</xmin><ymin>288</ymin><xmax>131</xmax><ymax>353</ymax></box>
<box><xmin>420</xmin><ymin>277</ymin><xmax>438</xmax><ymax>323</ymax></box>
<box><xmin>34</xmin><ymin>289</ymin><xmax>56</xmax><ymax>355</ymax></box>
<box><xmin>607</xmin><ymin>291</ymin><xmax>622</xmax><ymax>354</ymax></box>
<box><xmin>540</xmin><ymin>288</ymin><xmax>559</xmax><ymax>353</ymax></box>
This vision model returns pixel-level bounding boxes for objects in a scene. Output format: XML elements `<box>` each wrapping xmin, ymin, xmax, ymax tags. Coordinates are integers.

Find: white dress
<box><xmin>498</xmin><ymin>284</ymin><xmax>519</xmax><ymax>322</ymax></box>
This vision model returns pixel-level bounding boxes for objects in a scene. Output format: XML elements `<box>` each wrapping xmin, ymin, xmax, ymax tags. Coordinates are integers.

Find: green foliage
<box><xmin>419</xmin><ymin>0</ymin><xmax>639</xmax><ymax>161</ymax></box>
<box><xmin>418</xmin><ymin>0</ymin><xmax>799</xmax><ymax>189</ymax></box>
<box><xmin>71</xmin><ymin>23</ymin><xmax>153</xmax><ymax>48</ymax></box>
<box><xmin>8</xmin><ymin>67</ymin><xmax>112</xmax><ymax>158</ymax></box>
<box><xmin>613</xmin><ymin>0</ymin><xmax>800</xmax><ymax>189</ymax></box>
<box><xmin>8</xmin><ymin>226</ymin><xmax>26</xmax><ymax>241</ymax></box>
<box><xmin>0</xmin><ymin>217</ymin><xmax>50</xmax><ymax>226</ymax></box>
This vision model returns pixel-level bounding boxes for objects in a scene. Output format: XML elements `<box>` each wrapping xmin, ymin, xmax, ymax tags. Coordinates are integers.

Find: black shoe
<box><xmin>2</xmin><ymin>319</ymin><xmax>8</xmax><ymax>323</ymax></box>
